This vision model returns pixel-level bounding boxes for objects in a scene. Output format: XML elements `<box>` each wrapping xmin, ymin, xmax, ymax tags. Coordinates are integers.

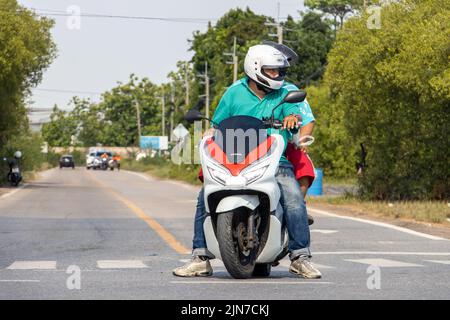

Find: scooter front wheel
<box><xmin>217</xmin><ymin>210</ymin><xmax>258</xmax><ymax>279</ymax></box>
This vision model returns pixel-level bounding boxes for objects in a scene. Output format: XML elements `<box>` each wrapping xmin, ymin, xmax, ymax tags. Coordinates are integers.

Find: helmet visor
<box><xmin>261</xmin><ymin>66</ymin><xmax>288</xmax><ymax>81</ymax></box>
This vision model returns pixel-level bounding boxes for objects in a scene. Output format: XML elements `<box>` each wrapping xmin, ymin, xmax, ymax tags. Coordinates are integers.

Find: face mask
<box><xmin>256</xmin><ymin>81</ymin><xmax>273</xmax><ymax>93</ymax></box>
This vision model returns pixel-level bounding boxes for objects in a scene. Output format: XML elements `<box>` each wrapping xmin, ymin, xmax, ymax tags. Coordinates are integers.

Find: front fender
<box><xmin>216</xmin><ymin>195</ymin><xmax>259</xmax><ymax>213</ymax></box>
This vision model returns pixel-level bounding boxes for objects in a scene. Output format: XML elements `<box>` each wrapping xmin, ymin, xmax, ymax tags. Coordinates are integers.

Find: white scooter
<box><xmin>185</xmin><ymin>90</ymin><xmax>309</xmax><ymax>279</ymax></box>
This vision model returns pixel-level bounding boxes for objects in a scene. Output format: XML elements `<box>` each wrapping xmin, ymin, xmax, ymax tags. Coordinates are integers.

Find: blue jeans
<box><xmin>192</xmin><ymin>162</ymin><xmax>311</xmax><ymax>260</ymax></box>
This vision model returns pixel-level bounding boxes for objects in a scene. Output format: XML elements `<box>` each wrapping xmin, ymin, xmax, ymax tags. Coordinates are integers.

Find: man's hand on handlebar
<box><xmin>282</xmin><ymin>115</ymin><xmax>300</xmax><ymax>130</ymax></box>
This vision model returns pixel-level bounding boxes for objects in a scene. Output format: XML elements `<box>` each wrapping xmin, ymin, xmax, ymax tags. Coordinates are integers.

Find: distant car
<box><xmin>60</xmin><ymin>155</ymin><xmax>75</xmax><ymax>169</ymax></box>
<box><xmin>86</xmin><ymin>151</ymin><xmax>96</xmax><ymax>169</ymax></box>
<box><xmin>89</xmin><ymin>151</ymin><xmax>112</xmax><ymax>170</ymax></box>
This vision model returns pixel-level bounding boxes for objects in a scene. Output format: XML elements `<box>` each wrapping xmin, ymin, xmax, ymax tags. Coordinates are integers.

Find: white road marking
<box><xmin>7</xmin><ymin>261</ymin><xmax>56</xmax><ymax>270</ymax></box>
<box><xmin>123</xmin><ymin>170</ymin><xmax>153</xmax><ymax>181</ymax></box>
<box><xmin>0</xmin><ymin>279</ymin><xmax>41</xmax><ymax>283</ymax></box>
<box><xmin>97</xmin><ymin>260</ymin><xmax>148</xmax><ymax>269</ymax></box>
<box><xmin>423</xmin><ymin>260</ymin><xmax>450</xmax><ymax>265</ymax></box>
<box><xmin>171</xmin><ymin>281</ymin><xmax>333</xmax><ymax>285</ymax></box>
<box><xmin>314</xmin><ymin>251</ymin><xmax>450</xmax><ymax>256</ymax></box>
<box><xmin>310</xmin><ymin>229</ymin><xmax>338</xmax><ymax>234</ymax></box>
<box><xmin>345</xmin><ymin>258</ymin><xmax>423</xmax><ymax>267</ymax></box>
<box><xmin>309</xmin><ymin>208</ymin><xmax>447</xmax><ymax>241</ymax></box>
<box><xmin>0</xmin><ymin>184</ymin><xmax>27</xmax><ymax>199</ymax></box>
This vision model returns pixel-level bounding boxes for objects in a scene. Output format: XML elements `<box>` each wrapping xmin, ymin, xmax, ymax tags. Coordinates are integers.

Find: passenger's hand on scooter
<box><xmin>203</xmin><ymin>128</ymin><xmax>215</xmax><ymax>137</ymax></box>
<box><xmin>293</xmin><ymin>144</ymin><xmax>307</xmax><ymax>153</ymax></box>
<box><xmin>282</xmin><ymin>115</ymin><xmax>299</xmax><ymax>130</ymax></box>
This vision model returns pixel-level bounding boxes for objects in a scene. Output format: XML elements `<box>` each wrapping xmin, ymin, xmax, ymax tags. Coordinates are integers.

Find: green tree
<box><xmin>305</xmin><ymin>83</ymin><xmax>356</xmax><ymax>177</ymax></box>
<box><xmin>283</xmin><ymin>12</ymin><xmax>334</xmax><ymax>86</ymax></box>
<box><xmin>305</xmin><ymin>0</ymin><xmax>367</xmax><ymax>30</ymax></box>
<box><xmin>100</xmin><ymin>75</ymin><xmax>161</xmax><ymax>147</ymax></box>
<box><xmin>324</xmin><ymin>0</ymin><xmax>450</xmax><ymax>199</ymax></box>
<box><xmin>0</xmin><ymin>0</ymin><xmax>56</xmax><ymax>158</ymax></box>
<box><xmin>41</xmin><ymin>106</ymin><xmax>78</xmax><ymax>147</ymax></box>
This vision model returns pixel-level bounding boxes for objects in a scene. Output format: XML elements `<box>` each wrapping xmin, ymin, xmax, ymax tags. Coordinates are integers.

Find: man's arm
<box><xmin>298</xmin><ymin>121</ymin><xmax>315</xmax><ymax>152</ymax></box>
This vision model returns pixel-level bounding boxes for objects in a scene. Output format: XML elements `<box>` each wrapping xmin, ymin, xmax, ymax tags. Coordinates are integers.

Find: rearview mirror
<box><xmin>282</xmin><ymin>90</ymin><xmax>307</xmax><ymax>104</ymax></box>
<box><xmin>184</xmin><ymin>108</ymin><xmax>205</xmax><ymax>123</ymax></box>
<box><xmin>270</xmin><ymin>90</ymin><xmax>307</xmax><ymax>122</ymax></box>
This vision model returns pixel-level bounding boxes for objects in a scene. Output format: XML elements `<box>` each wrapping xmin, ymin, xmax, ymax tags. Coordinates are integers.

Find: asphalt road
<box><xmin>0</xmin><ymin>168</ymin><xmax>448</xmax><ymax>300</ymax></box>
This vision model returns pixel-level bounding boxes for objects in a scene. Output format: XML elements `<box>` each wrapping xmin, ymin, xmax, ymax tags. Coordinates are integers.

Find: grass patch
<box><xmin>122</xmin><ymin>157</ymin><xmax>202</xmax><ymax>186</ymax></box>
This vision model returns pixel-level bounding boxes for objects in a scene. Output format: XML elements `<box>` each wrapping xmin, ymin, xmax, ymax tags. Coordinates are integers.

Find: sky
<box><xmin>18</xmin><ymin>0</ymin><xmax>306</xmax><ymax>116</ymax></box>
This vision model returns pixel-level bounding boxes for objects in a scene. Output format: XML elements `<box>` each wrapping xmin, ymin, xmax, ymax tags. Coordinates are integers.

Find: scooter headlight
<box><xmin>243</xmin><ymin>165</ymin><xmax>269</xmax><ymax>184</ymax></box>
<box><xmin>207</xmin><ymin>166</ymin><xmax>230</xmax><ymax>185</ymax></box>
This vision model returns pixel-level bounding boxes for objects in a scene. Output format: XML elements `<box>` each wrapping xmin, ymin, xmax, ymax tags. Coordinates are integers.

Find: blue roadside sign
<box><xmin>140</xmin><ymin>136</ymin><xmax>168</xmax><ymax>150</ymax></box>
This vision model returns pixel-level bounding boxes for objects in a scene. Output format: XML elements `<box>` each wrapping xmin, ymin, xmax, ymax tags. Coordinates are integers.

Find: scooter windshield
<box><xmin>207</xmin><ymin>116</ymin><xmax>275</xmax><ymax>175</ymax></box>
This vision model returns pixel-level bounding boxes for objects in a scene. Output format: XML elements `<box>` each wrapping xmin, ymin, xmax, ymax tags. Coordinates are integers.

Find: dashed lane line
<box><xmin>97</xmin><ymin>260</ymin><xmax>148</xmax><ymax>269</ymax></box>
<box><xmin>7</xmin><ymin>261</ymin><xmax>56</xmax><ymax>270</ymax></box>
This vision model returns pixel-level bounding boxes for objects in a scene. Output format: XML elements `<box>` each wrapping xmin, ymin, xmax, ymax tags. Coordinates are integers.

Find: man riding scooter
<box><xmin>173</xmin><ymin>43</ymin><xmax>321</xmax><ymax>279</ymax></box>
<box><xmin>3</xmin><ymin>151</ymin><xmax>22</xmax><ymax>187</ymax></box>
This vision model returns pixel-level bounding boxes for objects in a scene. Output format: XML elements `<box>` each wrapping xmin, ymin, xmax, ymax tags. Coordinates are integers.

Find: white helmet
<box><xmin>244</xmin><ymin>44</ymin><xmax>290</xmax><ymax>91</ymax></box>
<box><xmin>14</xmin><ymin>151</ymin><xmax>22</xmax><ymax>159</ymax></box>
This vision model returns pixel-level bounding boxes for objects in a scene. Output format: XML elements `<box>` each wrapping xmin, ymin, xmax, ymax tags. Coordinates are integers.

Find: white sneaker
<box><xmin>289</xmin><ymin>256</ymin><xmax>322</xmax><ymax>279</ymax></box>
<box><xmin>173</xmin><ymin>256</ymin><xmax>213</xmax><ymax>277</ymax></box>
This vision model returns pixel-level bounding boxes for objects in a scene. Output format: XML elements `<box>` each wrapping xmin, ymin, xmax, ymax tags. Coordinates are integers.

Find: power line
<box><xmin>34</xmin><ymin>88</ymin><xmax>102</xmax><ymax>95</ymax></box>
<box><xmin>3</xmin><ymin>7</ymin><xmax>307</xmax><ymax>24</ymax></box>
<box><xmin>30</xmin><ymin>8</ymin><xmax>218</xmax><ymax>24</ymax></box>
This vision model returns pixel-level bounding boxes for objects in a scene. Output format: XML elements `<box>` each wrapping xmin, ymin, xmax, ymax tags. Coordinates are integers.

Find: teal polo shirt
<box><xmin>211</xmin><ymin>77</ymin><xmax>315</xmax><ymax>163</ymax></box>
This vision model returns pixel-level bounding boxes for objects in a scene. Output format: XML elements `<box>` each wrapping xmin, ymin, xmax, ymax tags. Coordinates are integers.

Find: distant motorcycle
<box><xmin>108</xmin><ymin>159</ymin><xmax>120</xmax><ymax>171</ymax></box>
<box><xmin>101</xmin><ymin>157</ymin><xmax>108</xmax><ymax>170</ymax></box>
<box><xmin>3</xmin><ymin>151</ymin><xmax>22</xmax><ymax>187</ymax></box>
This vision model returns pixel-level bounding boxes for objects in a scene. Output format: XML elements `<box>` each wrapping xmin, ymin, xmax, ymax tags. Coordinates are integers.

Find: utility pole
<box><xmin>205</xmin><ymin>62</ymin><xmax>209</xmax><ymax>128</ymax></box>
<box><xmin>223</xmin><ymin>36</ymin><xmax>238</xmax><ymax>83</ymax></box>
<box><xmin>197</xmin><ymin>62</ymin><xmax>210</xmax><ymax>129</ymax></box>
<box><xmin>184</xmin><ymin>62</ymin><xmax>190</xmax><ymax>108</ymax></box>
<box><xmin>159</xmin><ymin>93</ymin><xmax>166</xmax><ymax>137</ymax></box>
<box><xmin>265</xmin><ymin>2</ymin><xmax>283</xmax><ymax>44</ymax></box>
<box><xmin>135</xmin><ymin>98</ymin><xmax>142</xmax><ymax>149</ymax></box>
<box><xmin>265</xmin><ymin>22</ymin><xmax>283</xmax><ymax>44</ymax></box>
<box><xmin>170</xmin><ymin>82</ymin><xmax>175</xmax><ymax>139</ymax></box>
